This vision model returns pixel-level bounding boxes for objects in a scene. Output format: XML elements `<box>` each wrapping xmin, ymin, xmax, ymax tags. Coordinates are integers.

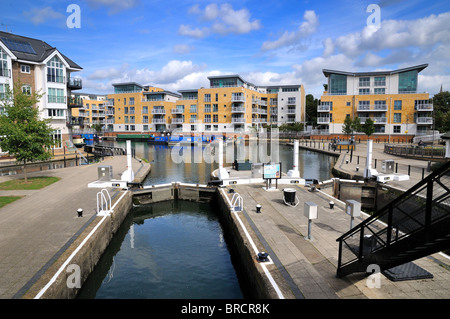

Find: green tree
<box><xmin>0</xmin><ymin>83</ymin><xmax>55</xmax><ymax>182</ymax></box>
<box><xmin>361</xmin><ymin>118</ymin><xmax>375</xmax><ymax>139</ymax></box>
<box><xmin>279</xmin><ymin>122</ymin><xmax>304</xmax><ymax>132</ymax></box>
<box><xmin>305</xmin><ymin>94</ymin><xmax>318</xmax><ymax>126</ymax></box>
<box><xmin>432</xmin><ymin>91</ymin><xmax>450</xmax><ymax>132</ymax></box>
<box><xmin>352</xmin><ymin>116</ymin><xmax>362</xmax><ymax>134</ymax></box>
<box><xmin>342</xmin><ymin>116</ymin><xmax>353</xmax><ymax>137</ymax></box>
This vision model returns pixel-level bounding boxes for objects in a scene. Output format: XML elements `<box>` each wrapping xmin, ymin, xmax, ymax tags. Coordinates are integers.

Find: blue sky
<box><xmin>1</xmin><ymin>0</ymin><xmax>449</xmax><ymax>98</ymax></box>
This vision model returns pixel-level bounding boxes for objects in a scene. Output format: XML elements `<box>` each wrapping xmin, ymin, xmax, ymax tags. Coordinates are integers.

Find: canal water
<box><xmin>76</xmin><ymin>142</ymin><xmax>336</xmax><ymax>299</ymax></box>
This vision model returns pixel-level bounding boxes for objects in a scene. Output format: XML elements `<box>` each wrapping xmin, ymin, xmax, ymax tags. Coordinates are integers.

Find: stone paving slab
<box><xmin>0</xmin><ymin>156</ymin><xmax>150</xmax><ymax>299</ymax></box>
<box><xmin>227</xmin><ymin>183</ymin><xmax>450</xmax><ymax>299</ymax></box>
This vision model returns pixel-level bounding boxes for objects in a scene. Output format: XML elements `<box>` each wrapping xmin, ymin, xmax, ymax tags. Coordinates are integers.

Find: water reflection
<box><xmin>107</xmin><ymin>141</ymin><xmax>335</xmax><ymax>184</ymax></box>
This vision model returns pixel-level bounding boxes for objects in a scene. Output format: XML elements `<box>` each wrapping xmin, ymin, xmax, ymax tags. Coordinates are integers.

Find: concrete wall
<box><xmin>24</xmin><ymin>190</ymin><xmax>133</xmax><ymax>299</ymax></box>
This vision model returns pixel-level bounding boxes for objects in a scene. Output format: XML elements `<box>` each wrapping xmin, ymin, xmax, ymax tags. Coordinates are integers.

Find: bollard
<box><xmin>329</xmin><ymin>201</ymin><xmax>334</xmax><ymax>209</ymax></box>
<box><xmin>77</xmin><ymin>208</ymin><xmax>83</xmax><ymax>217</ymax></box>
<box><xmin>256</xmin><ymin>204</ymin><xmax>261</xmax><ymax>213</ymax></box>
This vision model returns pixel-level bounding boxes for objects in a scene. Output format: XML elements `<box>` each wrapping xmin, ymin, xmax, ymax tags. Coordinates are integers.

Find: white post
<box><xmin>122</xmin><ymin>140</ymin><xmax>135</xmax><ymax>182</ymax></box>
<box><xmin>287</xmin><ymin>140</ymin><xmax>300</xmax><ymax>178</ymax></box>
<box><xmin>363</xmin><ymin>139</ymin><xmax>378</xmax><ymax>178</ymax></box>
<box><xmin>218</xmin><ymin>138</ymin><xmax>229</xmax><ymax>180</ymax></box>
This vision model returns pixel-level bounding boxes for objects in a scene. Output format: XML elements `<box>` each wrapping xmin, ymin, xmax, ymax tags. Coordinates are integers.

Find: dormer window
<box><xmin>47</xmin><ymin>56</ymin><xmax>64</xmax><ymax>83</ymax></box>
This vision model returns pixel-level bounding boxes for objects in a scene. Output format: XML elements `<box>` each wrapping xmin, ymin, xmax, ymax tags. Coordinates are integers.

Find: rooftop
<box><xmin>322</xmin><ymin>64</ymin><xmax>428</xmax><ymax>78</ymax></box>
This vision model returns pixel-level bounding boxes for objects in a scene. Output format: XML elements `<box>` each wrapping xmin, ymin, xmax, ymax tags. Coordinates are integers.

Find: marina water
<box><xmin>76</xmin><ymin>142</ymin><xmax>335</xmax><ymax>298</ymax></box>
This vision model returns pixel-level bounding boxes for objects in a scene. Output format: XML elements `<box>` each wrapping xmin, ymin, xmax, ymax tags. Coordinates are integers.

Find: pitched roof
<box><xmin>0</xmin><ymin>31</ymin><xmax>82</xmax><ymax>70</ymax></box>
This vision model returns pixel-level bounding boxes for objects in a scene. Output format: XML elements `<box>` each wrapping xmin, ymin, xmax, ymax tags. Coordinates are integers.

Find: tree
<box><xmin>342</xmin><ymin>116</ymin><xmax>353</xmax><ymax>137</ymax></box>
<box><xmin>305</xmin><ymin>94</ymin><xmax>318</xmax><ymax>126</ymax></box>
<box><xmin>0</xmin><ymin>83</ymin><xmax>55</xmax><ymax>182</ymax></box>
<box><xmin>432</xmin><ymin>91</ymin><xmax>450</xmax><ymax>133</ymax></box>
<box><xmin>361</xmin><ymin>118</ymin><xmax>375</xmax><ymax>139</ymax></box>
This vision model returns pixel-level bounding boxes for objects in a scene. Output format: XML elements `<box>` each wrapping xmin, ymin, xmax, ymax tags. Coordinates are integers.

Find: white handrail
<box><xmin>97</xmin><ymin>188</ymin><xmax>111</xmax><ymax>215</ymax></box>
<box><xmin>231</xmin><ymin>192</ymin><xmax>243</xmax><ymax>212</ymax></box>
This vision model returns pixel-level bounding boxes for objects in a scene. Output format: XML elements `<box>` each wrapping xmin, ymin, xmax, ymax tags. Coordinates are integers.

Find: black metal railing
<box><xmin>336</xmin><ymin>160</ymin><xmax>450</xmax><ymax>277</ymax></box>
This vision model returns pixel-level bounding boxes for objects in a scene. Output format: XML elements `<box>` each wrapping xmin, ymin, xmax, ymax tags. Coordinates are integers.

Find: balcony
<box><xmin>360</xmin><ymin>117</ymin><xmax>387</xmax><ymax>124</ymax></box>
<box><xmin>231</xmin><ymin>95</ymin><xmax>246</xmax><ymax>103</ymax></box>
<box><xmin>231</xmin><ymin>106</ymin><xmax>246</xmax><ymax>113</ymax></box>
<box><xmin>67</xmin><ymin>77</ymin><xmax>82</xmax><ymax>90</ymax></box>
<box><xmin>287</xmin><ymin>99</ymin><xmax>296</xmax><ymax>105</ymax></box>
<box><xmin>416</xmin><ymin>103</ymin><xmax>433</xmax><ymax>111</ymax></box>
<box><xmin>317</xmin><ymin>117</ymin><xmax>331</xmax><ymax>124</ymax></box>
<box><xmin>171</xmin><ymin>108</ymin><xmax>184</xmax><ymax>114</ymax></box>
<box><xmin>357</xmin><ymin>104</ymin><xmax>387</xmax><ymax>112</ymax></box>
<box><xmin>232</xmin><ymin>117</ymin><xmax>246</xmax><ymax>123</ymax></box>
<box><xmin>172</xmin><ymin>118</ymin><xmax>184</xmax><ymax>124</ymax></box>
<box><xmin>152</xmin><ymin>109</ymin><xmax>166</xmax><ymax>114</ymax></box>
<box><xmin>416</xmin><ymin>117</ymin><xmax>433</xmax><ymax>125</ymax></box>
<box><xmin>104</xmin><ymin>99</ymin><xmax>114</xmax><ymax>107</ymax></box>
<box><xmin>318</xmin><ymin>104</ymin><xmax>331</xmax><ymax>112</ymax></box>
<box><xmin>68</xmin><ymin>96</ymin><xmax>83</xmax><ymax>107</ymax></box>
<box><xmin>152</xmin><ymin>118</ymin><xmax>167</xmax><ymax>124</ymax></box>
<box><xmin>287</xmin><ymin>108</ymin><xmax>296</xmax><ymax>114</ymax></box>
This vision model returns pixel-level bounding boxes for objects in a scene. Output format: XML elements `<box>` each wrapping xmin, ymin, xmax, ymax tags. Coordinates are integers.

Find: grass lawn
<box><xmin>0</xmin><ymin>176</ymin><xmax>61</xmax><ymax>190</ymax></box>
<box><xmin>0</xmin><ymin>196</ymin><xmax>23</xmax><ymax>208</ymax></box>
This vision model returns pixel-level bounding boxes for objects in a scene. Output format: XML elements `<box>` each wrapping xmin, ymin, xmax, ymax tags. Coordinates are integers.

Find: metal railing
<box><xmin>336</xmin><ymin>161</ymin><xmax>450</xmax><ymax>277</ymax></box>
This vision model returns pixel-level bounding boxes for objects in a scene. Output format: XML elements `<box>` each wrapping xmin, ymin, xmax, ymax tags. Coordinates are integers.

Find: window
<box><xmin>129</xmin><ymin>107</ymin><xmax>135</xmax><ymax>114</ymax></box>
<box><xmin>130</xmin><ymin>116</ymin><xmax>135</xmax><ymax>124</ymax></box>
<box><xmin>204</xmin><ymin>104</ymin><xmax>211</xmax><ymax>113</ymax></box>
<box><xmin>204</xmin><ymin>94</ymin><xmax>211</xmax><ymax>102</ymax></box>
<box><xmin>204</xmin><ymin>114</ymin><xmax>211</xmax><ymax>123</ymax></box>
<box><xmin>287</xmin><ymin>97</ymin><xmax>296</xmax><ymax>104</ymax></box>
<box><xmin>52</xmin><ymin>130</ymin><xmax>62</xmax><ymax>148</ymax></box>
<box><xmin>374</xmin><ymin>76</ymin><xmax>386</xmax><ymax>86</ymax></box>
<box><xmin>124</xmin><ymin>98</ymin><xmax>126</xmax><ymax>105</ymax></box>
<box><xmin>124</xmin><ymin>116</ymin><xmax>129</xmax><ymax>123</ymax></box>
<box><xmin>359</xmin><ymin>77</ymin><xmax>370</xmax><ymax>87</ymax></box>
<box><xmin>205</xmin><ymin>125</ymin><xmax>211</xmax><ymax>131</ymax></box>
<box><xmin>359</xmin><ymin>88</ymin><xmax>370</xmax><ymax>95</ymax></box>
<box><xmin>125</xmin><ymin>125</ymin><xmax>129</xmax><ymax>131</ymax></box>
<box><xmin>398</xmin><ymin>70</ymin><xmax>418</xmax><ymax>93</ymax></box>
<box><xmin>143</xmin><ymin>116</ymin><xmax>149</xmax><ymax>123</ymax></box>
<box><xmin>215</xmin><ymin>93</ymin><xmax>218</xmax><ymax>102</ymax></box>
<box><xmin>213</xmin><ymin>114</ymin><xmax>218</xmax><ymax>123</ymax></box>
<box><xmin>281</xmin><ymin>87</ymin><xmax>299</xmax><ymax>92</ymax></box>
<box><xmin>190</xmin><ymin>105</ymin><xmax>197</xmax><ymax>113</ymax></box>
<box><xmin>130</xmin><ymin>125</ymin><xmax>135</xmax><ymax>131</ymax></box>
<box><xmin>213</xmin><ymin>104</ymin><xmax>218</xmax><ymax>112</ymax></box>
<box><xmin>143</xmin><ymin>106</ymin><xmax>148</xmax><ymax>114</ymax></box>
<box><xmin>129</xmin><ymin>97</ymin><xmax>134</xmax><ymax>105</ymax></box>
<box><xmin>22</xmin><ymin>85</ymin><xmax>31</xmax><ymax>95</ymax></box>
<box><xmin>21</xmin><ymin>64</ymin><xmax>30</xmax><ymax>73</ymax></box>
<box><xmin>47</xmin><ymin>56</ymin><xmax>64</xmax><ymax>83</ymax></box>
<box><xmin>374</xmin><ymin>88</ymin><xmax>385</xmax><ymax>94</ymax></box>
<box><xmin>47</xmin><ymin>109</ymin><xmax>65</xmax><ymax>117</ymax></box>
<box><xmin>48</xmin><ymin>88</ymin><xmax>65</xmax><ymax>103</ymax></box>
<box><xmin>394</xmin><ymin>100</ymin><xmax>402</xmax><ymax>110</ymax></box>
<box><xmin>358</xmin><ymin>101</ymin><xmax>370</xmax><ymax>110</ymax></box>
<box><xmin>393</xmin><ymin>113</ymin><xmax>402</xmax><ymax>123</ymax></box>
<box><xmin>329</xmin><ymin>74</ymin><xmax>347</xmax><ymax>94</ymax></box>
<box><xmin>393</xmin><ymin>125</ymin><xmax>401</xmax><ymax>133</ymax></box>
<box><xmin>143</xmin><ymin>125</ymin><xmax>148</xmax><ymax>131</ymax></box>
<box><xmin>0</xmin><ymin>48</ymin><xmax>8</xmax><ymax>77</ymax></box>
<box><xmin>0</xmin><ymin>83</ymin><xmax>7</xmax><ymax>99</ymax></box>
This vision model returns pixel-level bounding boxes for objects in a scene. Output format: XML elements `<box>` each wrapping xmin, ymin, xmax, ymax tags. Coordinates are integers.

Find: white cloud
<box><xmin>261</xmin><ymin>10</ymin><xmax>318</xmax><ymax>51</ymax></box>
<box><xmin>333</xmin><ymin>12</ymin><xmax>450</xmax><ymax>58</ymax></box>
<box><xmin>24</xmin><ymin>7</ymin><xmax>65</xmax><ymax>25</ymax></box>
<box><xmin>83</xmin><ymin>60</ymin><xmax>208</xmax><ymax>93</ymax></box>
<box><xmin>179</xmin><ymin>3</ymin><xmax>261</xmax><ymax>38</ymax></box>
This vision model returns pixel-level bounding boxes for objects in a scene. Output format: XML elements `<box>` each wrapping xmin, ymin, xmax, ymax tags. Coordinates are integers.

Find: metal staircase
<box><xmin>336</xmin><ymin>160</ymin><xmax>450</xmax><ymax>278</ymax></box>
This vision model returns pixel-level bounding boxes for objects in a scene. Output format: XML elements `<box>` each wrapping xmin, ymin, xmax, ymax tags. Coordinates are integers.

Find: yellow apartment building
<box><xmin>317</xmin><ymin>64</ymin><xmax>433</xmax><ymax>141</ymax></box>
<box><xmin>103</xmin><ymin>75</ymin><xmax>305</xmax><ymax>135</ymax></box>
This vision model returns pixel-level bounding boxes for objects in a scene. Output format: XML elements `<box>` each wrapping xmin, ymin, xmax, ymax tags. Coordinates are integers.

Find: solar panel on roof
<box><xmin>0</xmin><ymin>37</ymin><xmax>37</xmax><ymax>55</ymax></box>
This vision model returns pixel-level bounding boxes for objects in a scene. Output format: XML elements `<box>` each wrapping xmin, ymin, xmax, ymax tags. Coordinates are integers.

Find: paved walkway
<box><xmin>0</xmin><ymin>156</ymin><xmax>150</xmax><ymax>299</ymax></box>
<box><xmin>292</xmin><ymin>140</ymin><xmax>442</xmax><ymax>191</ymax></box>
<box><xmin>223</xmin><ymin>183</ymin><xmax>450</xmax><ymax>299</ymax></box>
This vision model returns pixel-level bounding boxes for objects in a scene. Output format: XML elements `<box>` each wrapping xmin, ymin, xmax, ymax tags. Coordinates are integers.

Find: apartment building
<box><xmin>317</xmin><ymin>64</ymin><xmax>432</xmax><ymax>139</ymax></box>
<box><xmin>106</xmin><ymin>75</ymin><xmax>305</xmax><ymax>135</ymax></box>
<box><xmin>0</xmin><ymin>31</ymin><xmax>82</xmax><ymax>149</ymax></box>
<box><xmin>68</xmin><ymin>93</ymin><xmax>108</xmax><ymax>132</ymax></box>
